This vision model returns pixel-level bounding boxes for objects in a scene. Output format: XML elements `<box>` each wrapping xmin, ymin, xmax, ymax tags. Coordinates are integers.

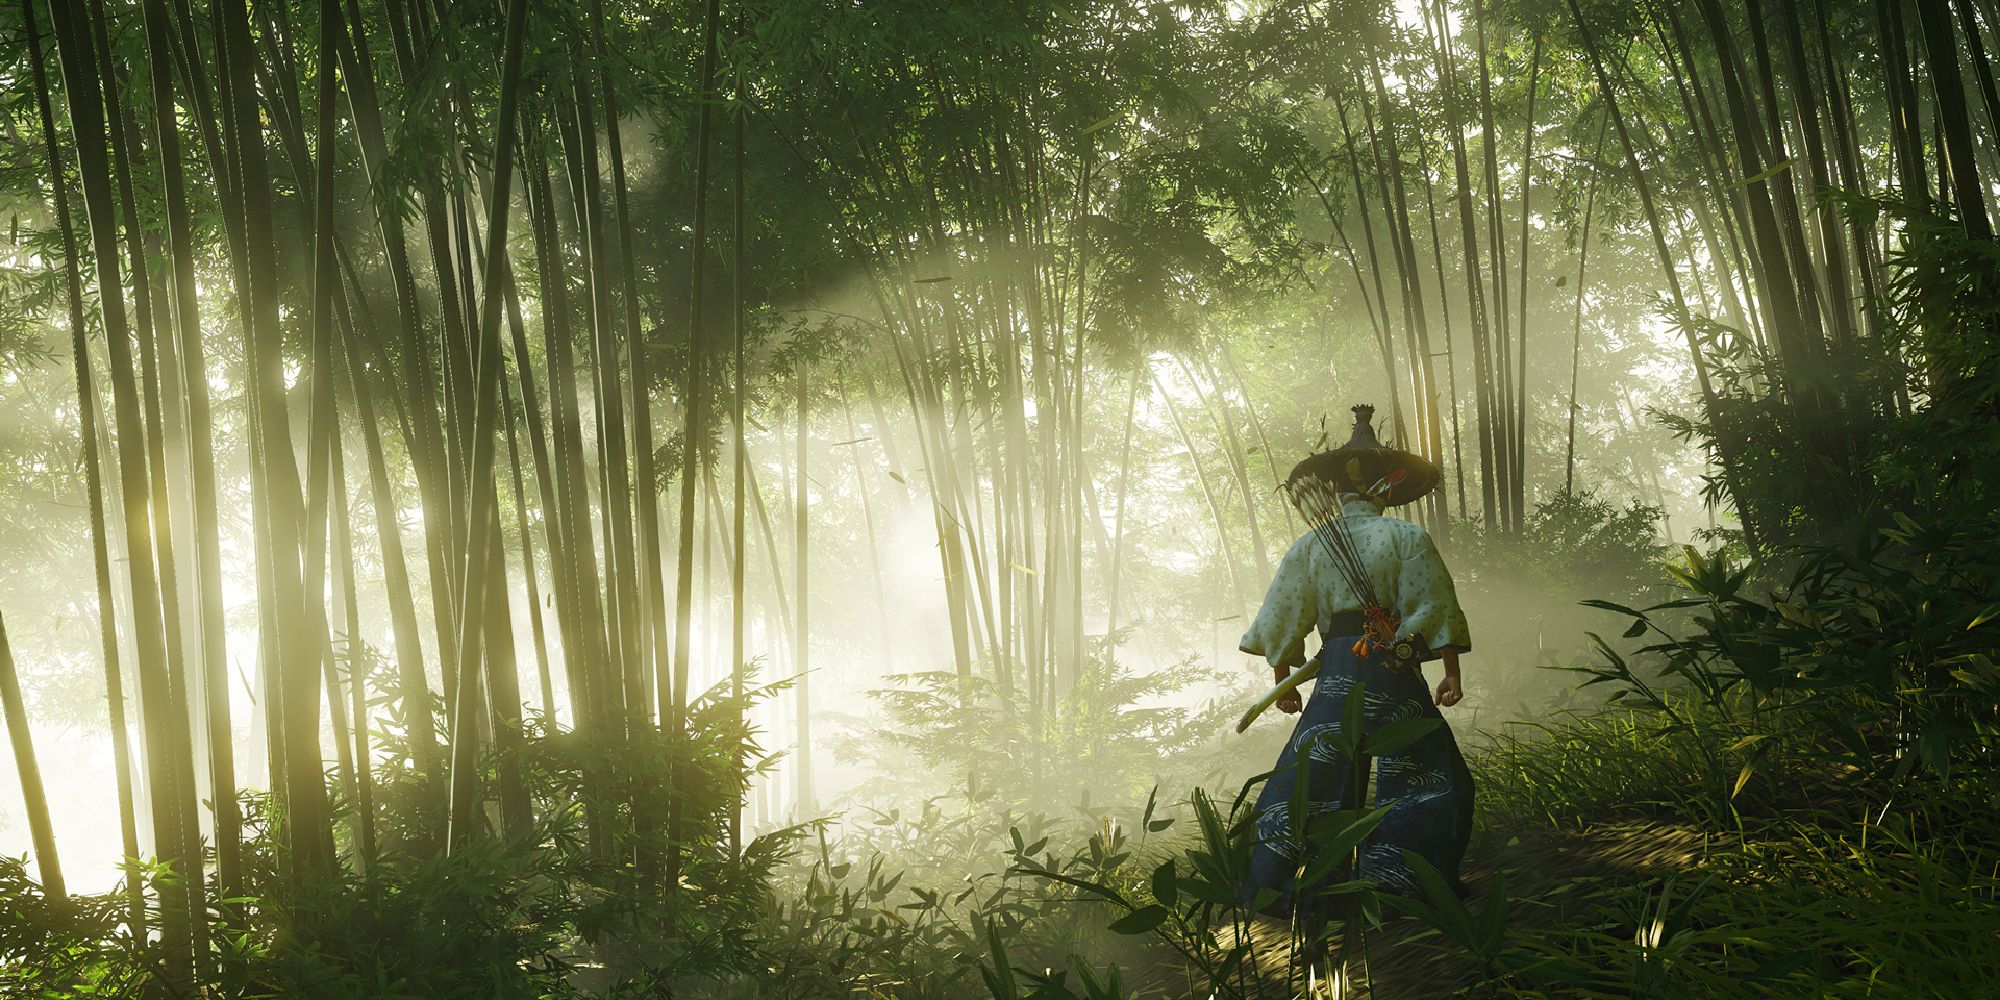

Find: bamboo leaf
<box><xmin>1581</xmin><ymin>599</ymin><xmax>1644</xmax><ymax>616</ymax></box>
<box><xmin>1010</xmin><ymin>867</ymin><xmax>1132</xmax><ymax>908</ymax></box>
<box><xmin>1728</xmin><ymin>156</ymin><xmax>1798</xmax><ymax>188</ymax></box>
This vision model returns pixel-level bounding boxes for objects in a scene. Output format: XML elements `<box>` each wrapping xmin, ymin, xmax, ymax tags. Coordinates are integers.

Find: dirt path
<box><xmin>1224</xmin><ymin>820</ymin><xmax>1712</xmax><ymax>998</ymax></box>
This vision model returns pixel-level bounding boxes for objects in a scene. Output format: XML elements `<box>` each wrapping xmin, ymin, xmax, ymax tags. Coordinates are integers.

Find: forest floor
<box><xmin>1213</xmin><ymin>820</ymin><xmax>1711</xmax><ymax>998</ymax></box>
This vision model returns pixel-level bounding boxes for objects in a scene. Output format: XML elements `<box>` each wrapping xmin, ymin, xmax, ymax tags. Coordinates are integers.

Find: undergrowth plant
<box><xmin>0</xmin><ymin>671</ymin><xmax>802</xmax><ymax>998</ymax></box>
<box><xmin>836</xmin><ymin>647</ymin><xmax>1262</xmax><ymax>820</ymax></box>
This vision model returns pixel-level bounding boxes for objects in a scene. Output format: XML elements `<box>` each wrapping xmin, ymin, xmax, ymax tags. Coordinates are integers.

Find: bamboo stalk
<box><xmin>0</xmin><ymin>613</ymin><xmax>62</xmax><ymax>898</ymax></box>
<box><xmin>29</xmin><ymin>0</ymin><xmax>144</xmax><ymax>931</ymax></box>
<box><xmin>444</xmin><ymin>0</ymin><xmax>534</xmax><ymax>848</ymax></box>
<box><xmin>730</xmin><ymin>42</ymin><xmax>749</xmax><ymax>851</ymax></box>
<box><xmin>46</xmin><ymin>0</ymin><xmax>203</xmax><ymax>964</ymax></box>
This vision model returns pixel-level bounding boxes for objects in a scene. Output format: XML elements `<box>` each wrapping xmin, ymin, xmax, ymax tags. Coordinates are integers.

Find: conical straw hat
<box><xmin>1283</xmin><ymin>404</ymin><xmax>1440</xmax><ymax>507</ymax></box>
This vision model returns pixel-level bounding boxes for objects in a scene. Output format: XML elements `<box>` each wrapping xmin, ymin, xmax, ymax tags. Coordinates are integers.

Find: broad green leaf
<box><xmin>1177</xmin><ymin>877</ymin><xmax>1238</xmax><ymax>906</ymax></box>
<box><xmin>1919</xmin><ymin>727</ymin><xmax>1954</xmax><ymax>782</ymax></box>
<box><xmin>1150</xmin><ymin>860</ymin><xmax>1177</xmax><ymax>907</ymax></box>
<box><xmin>981</xmin><ymin>920</ymin><xmax>1021</xmax><ymax>1000</ymax></box>
<box><xmin>1365</xmin><ymin>718</ymin><xmax>1442</xmax><ymax>756</ymax></box>
<box><xmin>1010</xmin><ymin>867</ymin><xmax>1132</xmax><ymax>908</ymax></box>
<box><xmin>1340</xmin><ymin>680</ymin><xmax>1369</xmax><ymax>752</ymax></box>
<box><xmin>1301</xmin><ymin>805</ymin><xmax>1393</xmax><ymax>880</ymax></box>
<box><xmin>1477</xmin><ymin>870</ymin><xmax>1508</xmax><ymax>952</ymax></box>
<box><xmin>1107</xmin><ymin>905</ymin><xmax>1170</xmax><ymax>934</ymax></box>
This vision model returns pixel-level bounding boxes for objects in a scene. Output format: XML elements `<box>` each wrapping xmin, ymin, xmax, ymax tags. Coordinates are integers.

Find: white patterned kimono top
<box><xmin>1238</xmin><ymin>497</ymin><xmax>1471</xmax><ymax>673</ymax></box>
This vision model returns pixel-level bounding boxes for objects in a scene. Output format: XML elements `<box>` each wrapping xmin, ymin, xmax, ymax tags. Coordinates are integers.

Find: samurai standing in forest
<box><xmin>1237</xmin><ymin>405</ymin><xmax>1475</xmax><ymax>915</ymax></box>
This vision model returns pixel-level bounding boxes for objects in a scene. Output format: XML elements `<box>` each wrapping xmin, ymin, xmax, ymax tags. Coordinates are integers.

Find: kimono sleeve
<box><xmin>1239</xmin><ymin>539</ymin><xmax>1318</xmax><ymax>672</ymax></box>
<box><xmin>1397</xmin><ymin>528</ymin><xmax>1471</xmax><ymax>655</ymax></box>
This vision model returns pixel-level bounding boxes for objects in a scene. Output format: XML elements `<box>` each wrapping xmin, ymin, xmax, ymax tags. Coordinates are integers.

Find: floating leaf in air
<box><xmin>1729</xmin><ymin>156</ymin><xmax>1797</xmax><ymax>187</ymax></box>
<box><xmin>1079</xmin><ymin>112</ymin><xmax>1121</xmax><ymax>134</ymax></box>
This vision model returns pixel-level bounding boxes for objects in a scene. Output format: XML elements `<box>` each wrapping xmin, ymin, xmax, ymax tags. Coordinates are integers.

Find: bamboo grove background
<box><xmin>0</xmin><ymin>0</ymin><xmax>1995</xmax><ymax>989</ymax></box>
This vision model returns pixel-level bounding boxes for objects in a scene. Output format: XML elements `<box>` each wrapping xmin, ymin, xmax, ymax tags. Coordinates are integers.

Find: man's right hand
<box><xmin>1277</xmin><ymin>688</ymin><xmax>1303</xmax><ymax>714</ymax></box>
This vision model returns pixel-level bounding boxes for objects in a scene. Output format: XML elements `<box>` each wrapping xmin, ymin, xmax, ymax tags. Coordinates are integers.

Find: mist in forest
<box><xmin>0</xmin><ymin>216</ymin><xmax>1703</xmax><ymax>889</ymax></box>
<box><xmin>1</xmin><ymin>0</ymin><xmax>1995</xmax><ymax>995</ymax></box>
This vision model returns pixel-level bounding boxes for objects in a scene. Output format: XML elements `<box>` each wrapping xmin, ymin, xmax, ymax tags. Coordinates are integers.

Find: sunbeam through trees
<box><xmin>0</xmin><ymin>0</ymin><xmax>1997</xmax><ymax>995</ymax></box>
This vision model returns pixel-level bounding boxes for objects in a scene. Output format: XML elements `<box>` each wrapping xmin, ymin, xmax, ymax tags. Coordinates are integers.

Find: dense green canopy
<box><xmin>0</xmin><ymin>0</ymin><xmax>1996</xmax><ymax>993</ymax></box>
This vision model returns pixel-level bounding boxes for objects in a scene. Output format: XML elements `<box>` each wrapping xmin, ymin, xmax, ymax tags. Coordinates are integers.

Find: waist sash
<box><xmin>1324</xmin><ymin>610</ymin><xmax>1366</xmax><ymax>637</ymax></box>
